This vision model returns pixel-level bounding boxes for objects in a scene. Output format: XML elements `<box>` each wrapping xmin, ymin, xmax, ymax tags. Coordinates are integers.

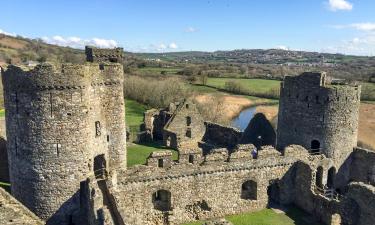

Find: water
<box><xmin>231</xmin><ymin>106</ymin><xmax>257</xmax><ymax>131</ymax></box>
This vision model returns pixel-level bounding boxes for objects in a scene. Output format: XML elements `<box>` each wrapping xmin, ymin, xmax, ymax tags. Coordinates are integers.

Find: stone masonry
<box><xmin>1</xmin><ymin>47</ymin><xmax>127</xmax><ymax>225</ymax></box>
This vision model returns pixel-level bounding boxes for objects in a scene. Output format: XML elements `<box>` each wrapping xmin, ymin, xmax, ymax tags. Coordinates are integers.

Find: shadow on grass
<box><xmin>284</xmin><ymin>205</ymin><xmax>323</xmax><ymax>225</ymax></box>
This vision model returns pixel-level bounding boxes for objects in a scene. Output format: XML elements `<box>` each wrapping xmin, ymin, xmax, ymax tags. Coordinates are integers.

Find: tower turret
<box><xmin>276</xmin><ymin>72</ymin><xmax>361</xmax><ymax>178</ymax></box>
<box><xmin>1</xmin><ymin>48</ymin><xmax>126</xmax><ymax>224</ymax></box>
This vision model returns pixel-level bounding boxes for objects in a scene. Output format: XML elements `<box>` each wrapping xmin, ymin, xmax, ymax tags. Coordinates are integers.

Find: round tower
<box><xmin>1</xmin><ymin>62</ymin><xmax>126</xmax><ymax>224</ymax></box>
<box><xmin>276</xmin><ymin>72</ymin><xmax>361</xmax><ymax>169</ymax></box>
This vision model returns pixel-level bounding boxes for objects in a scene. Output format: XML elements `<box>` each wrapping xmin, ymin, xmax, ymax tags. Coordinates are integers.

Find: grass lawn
<box><xmin>127</xmin><ymin>142</ymin><xmax>178</xmax><ymax>167</ymax></box>
<box><xmin>206</xmin><ymin>78</ymin><xmax>281</xmax><ymax>94</ymax></box>
<box><xmin>125</xmin><ymin>99</ymin><xmax>148</xmax><ymax>128</ymax></box>
<box><xmin>0</xmin><ymin>109</ymin><xmax>4</xmax><ymax>117</ymax></box>
<box><xmin>182</xmin><ymin>207</ymin><xmax>322</xmax><ymax>225</ymax></box>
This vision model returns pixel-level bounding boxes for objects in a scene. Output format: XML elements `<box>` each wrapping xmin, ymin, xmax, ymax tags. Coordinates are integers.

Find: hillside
<box><xmin>1</xmin><ymin>34</ymin><xmax>375</xmax><ymax>82</ymax></box>
<box><xmin>0</xmin><ymin>34</ymin><xmax>86</xmax><ymax>66</ymax></box>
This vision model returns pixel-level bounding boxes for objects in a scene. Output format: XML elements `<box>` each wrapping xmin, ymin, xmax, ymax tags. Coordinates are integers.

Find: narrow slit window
<box><xmin>186</xmin><ymin>116</ymin><xmax>191</xmax><ymax>126</ymax></box>
<box><xmin>95</xmin><ymin>121</ymin><xmax>101</xmax><ymax>136</ymax></box>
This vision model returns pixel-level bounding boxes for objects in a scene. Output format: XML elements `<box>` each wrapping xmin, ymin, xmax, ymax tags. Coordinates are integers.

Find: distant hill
<box><xmin>1</xmin><ymin>34</ymin><xmax>375</xmax><ymax>82</ymax></box>
<box><xmin>0</xmin><ymin>34</ymin><xmax>86</xmax><ymax>66</ymax></box>
<box><xmin>136</xmin><ymin>49</ymin><xmax>375</xmax><ymax>67</ymax></box>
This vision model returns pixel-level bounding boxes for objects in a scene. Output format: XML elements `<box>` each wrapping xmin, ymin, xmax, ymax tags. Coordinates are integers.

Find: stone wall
<box><xmin>163</xmin><ymin>99</ymin><xmax>206</xmax><ymax>150</ymax></box>
<box><xmin>103</xmin><ymin>145</ymin><xmax>300</xmax><ymax>225</ymax></box>
<box><xmin>276</xmin><ymin>72</ymin><xmax>361</xmax><ymax>188</ymax></box>
<box><xmin>1</xmin><ymin>60</ymin><xmax>126</xmax><ymax>224</ymax></box>
<box><xmin>85</xmin><ymin>46</ymin><xmax>124</xmax><ymax>63</ymax></box>
<box><xmin>240</xmin><ymin>113</ymin><xmax>276</xmax><ymax>148</ymax></box>
<box><xmin>350</xmin><ymin>147</ymin><xmax>375</xmax><ymax>185</ymax></box>
<box><xmin>293</xmin><ymin>160</ymin><xmax>375</xmax><ymax>225</ymax></box>
<box><xmin>0</xmin><ymin>136</ymin><xmax>8</xmax><ymax>182</ymax></box>
<box><xmin>202</xmin><ymin>122</ymin><xmax>242</xmax><ymax>150</ymax></box>
<box><xmin>0</xmin><ymin>187</ymin><xmax>44</xmax><ymax>225</ymax></box>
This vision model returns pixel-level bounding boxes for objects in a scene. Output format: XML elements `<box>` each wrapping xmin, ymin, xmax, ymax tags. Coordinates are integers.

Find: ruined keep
<box><xmin>0</xmin><ymin>48</ymin><xmax>374</xmax><ymax>225</ymax></box>
<box><xmin>1</xmin><ymin>47</ymin><xmax>127</xmax><ymax>224</ymax></box>
<box><xmin>276</xmin><ymin>72</ymin><xmax>361</xmax><ymax>186</ymax></box>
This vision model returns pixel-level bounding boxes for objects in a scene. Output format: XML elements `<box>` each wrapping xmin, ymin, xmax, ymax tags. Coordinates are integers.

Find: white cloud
<box><xmin>168</xmin><ymin>42</ymin><xmax>178</xmax><ymax>49</ymax></box>
<box><xmin>185</xmin><ymin>27</ymin><xmax>198</xmax><ymax>33</ymax></box>
<box><xmin>275</xmin><ymin>45</ymin><xmax>289</xmax><ymax>51</ymax></box>
<box><xmin>327</xmin><ymin>0</ymin><xmax>353</xmax><ymax>11</ymax></box>
<box><xmin>321</xmin><ymin>34</ymin><xmax>375</xmax><ymax>55</ymax></box>
<box><xmin>331</xmin><ymin>23</ymin><xmax>375</xmax><ymax>32</ymax></box>
<box><xmin>350</xmin><ymin>23</ymin><xmax>375</xmax><ymax>32</ymax></box>
<box><xmin>0</xmin><ymin>29</ymin><xmax>16</xmax><ymax>37</ymax></box>
<box><xmin>41</xmin><ymin>35</ymin><xmax>118</xmax><ymax>49</ymax></box>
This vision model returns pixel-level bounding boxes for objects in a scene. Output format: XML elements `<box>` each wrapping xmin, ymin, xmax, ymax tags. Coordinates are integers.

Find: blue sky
<box><xmin>1</xmin><ymin>0</ymin><xmax>375</xmax><ymax>55</ymax></box>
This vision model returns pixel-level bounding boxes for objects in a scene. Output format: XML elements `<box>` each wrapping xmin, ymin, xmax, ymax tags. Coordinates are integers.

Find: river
<box><xmin>231</xmin><ymin>106</ymin><xmax>257</xmax><ymax>131</ymax></box>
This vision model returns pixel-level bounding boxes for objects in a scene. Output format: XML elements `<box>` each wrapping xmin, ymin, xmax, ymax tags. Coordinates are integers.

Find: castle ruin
<box><xmin>0</xmin><ymin>47</ymin><xmax>374</xmax><ymax>225</ymax></box>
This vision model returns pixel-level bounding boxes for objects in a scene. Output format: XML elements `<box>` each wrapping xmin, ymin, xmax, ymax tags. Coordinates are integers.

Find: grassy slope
<box><xmin>125</xmin><ymin>99</ymin><xmax>148</xmax><ymax>129</ymax></box>
<box><xmin>206</xmin><ymin>78</ymin><xmax>281</xmax><ymax>94</ymax></box>
<box><xmin>183</xmin><ymin>207</ymin><xmax>322</xmax><ymax>225</ymax></box>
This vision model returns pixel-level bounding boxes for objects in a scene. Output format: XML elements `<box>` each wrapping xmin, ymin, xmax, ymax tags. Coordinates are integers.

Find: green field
<box><xmin>206</xmin><ymin>78</ymin><xmax>281</xmax><ymax>94</ymax></box>
<box><xmin>0</xmin><ymin>109</ymin><xmax>4</xmax><ymax>117</ymax></box>
<box><xmin>182</xmin><ymin>207</ymin><xmax>322</xmax><ymax>225</ymax></box>
<box><xmin>127</xmin><ymin>142</ymin><xmax>178</xmax><ymax>167</ymax></box>
<box><xmin>125</xmin><ymin>99</ymin><xmax>148</xmax><ymax>128</ymax></box>
<box><xmin>137</xmin><ymin>67</ymin><xmax>182</xmax><ymax>75</ymax></box>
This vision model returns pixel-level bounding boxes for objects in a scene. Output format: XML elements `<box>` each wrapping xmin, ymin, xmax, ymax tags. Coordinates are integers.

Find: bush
<box><xmin>224</xmin><ymin>80</ymin><xmax>280</xmax><ymax>99</ymax></box>
<box><xmin>124</xmin><ymin>76</ymin><xmax>189</xmax><ymax>108</ymax></box>
<box><xmin>224</xmin><ymin>80</ymin><xmax>247</xmax><ymax>94</ymax></box>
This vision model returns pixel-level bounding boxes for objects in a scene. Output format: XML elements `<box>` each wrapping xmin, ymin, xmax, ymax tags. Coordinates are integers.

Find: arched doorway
<box><xmin>267</xmin><ymin>179</ymin><xmax>280</xmax><ymax>204</ymax></box>
<box><xmin>241</xmin><ymin>180</ymin><xmax>257</xmax><ymax>200</ymax></box>
<box><xmin>327</xmin><ymin>167</ymin><xmax>336</xmax><ymax>188</ymax></box>
<box><xmin>315</xmin><ymin>166</ymin><xmax>324</xmax><ymax>189</ymax></box>
<box><xmin>152</xmin><ymin>190</ymin><xmax>171</xmax><ymax>211</ymax></box>
<box><xmin>94</xmin><ymin>154</ymin><xmax>106</xmax><ymax>179</ymax></box>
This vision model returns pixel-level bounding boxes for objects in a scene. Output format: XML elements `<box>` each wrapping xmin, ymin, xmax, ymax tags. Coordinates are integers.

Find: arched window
<box><xmin>94</xmin><ymin>154</ymin><xmax>106</xmax><ymax>178</ymax></box>
<box><xmin>315</xmin><ymin>166</ymin><xmax>324</xmax><ymax>189</ymax></box>
<box><xmin>327</xmin><ymin>167</ymin><xmax>336</xmax><ymax>188</ymax></box>
<box><xmin>241</xmin><ymin>180</ymin><xmax>257</xmax><ymax>200</ymax></box>
<box><xmin>152</xmin><ymin>190</ymin><xmax>171</xmax><ymax>211</ymax></box>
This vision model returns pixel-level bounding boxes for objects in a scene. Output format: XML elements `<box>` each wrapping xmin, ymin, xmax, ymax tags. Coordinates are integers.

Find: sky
<box><xmin>1</xmin><ymin>0</ymin><xmax>375</xmax><ymax>55</ymax></box>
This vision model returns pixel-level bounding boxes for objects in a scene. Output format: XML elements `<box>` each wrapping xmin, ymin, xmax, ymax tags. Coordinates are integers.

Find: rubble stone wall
<box><xmin>108</xmin><ymin>149</ymin><xmax>298</xmax><ymax>225</ymax></box>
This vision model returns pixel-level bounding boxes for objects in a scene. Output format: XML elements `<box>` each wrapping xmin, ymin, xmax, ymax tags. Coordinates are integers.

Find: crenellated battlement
<box><xmin>2</xmin><ymin>62</ymin><xmax>123</xmax><ymax>92</ymax></box>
